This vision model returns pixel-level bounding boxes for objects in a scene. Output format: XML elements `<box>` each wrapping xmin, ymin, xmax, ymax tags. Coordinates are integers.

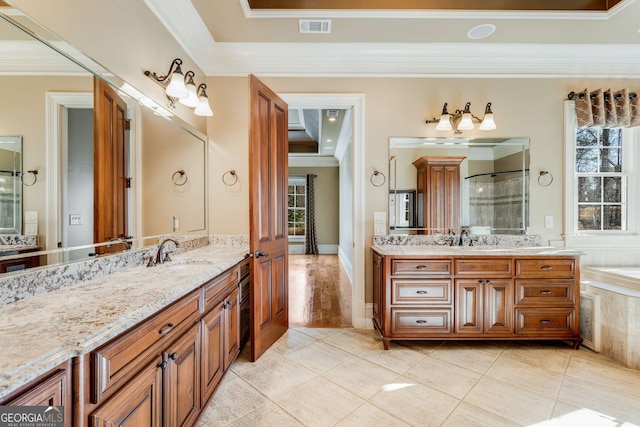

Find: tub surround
<box><xmin>0</xmin><ymin>237</ymin><xmax>248</xmax><ymax>400</ymax></box>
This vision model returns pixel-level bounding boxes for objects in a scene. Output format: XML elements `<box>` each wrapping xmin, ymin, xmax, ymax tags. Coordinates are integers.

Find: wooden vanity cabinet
<box><xmin>80</xmin><ymin>260</ymin><xmax>246</xmax><ymax>427</ymax></box>
<box><xmin>0</xmin><ymin>360</ymin><xmax>72</xmax><ymax>426</ymax></box>
<box><xmin>373</xmin><ymin>253</ymin><xmax>581</xmax><ymax>349</ymax></box>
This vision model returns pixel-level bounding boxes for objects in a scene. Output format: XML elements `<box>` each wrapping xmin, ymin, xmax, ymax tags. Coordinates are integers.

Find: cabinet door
<box><xmin>201</xmin><ymin>301</ymin><xmax>225</xmax><ymax>405</ymax></box>
<box><xmin>484</xmin><ymin>279</ymin><xmax>514</xmax><ymax>334</ymax></box>
<box><xmin>164</xmin><ymin>325</ymin><xmax>201</xmax><ymax>427</ymax></box>
<box><xmin>372</xmin><ymin>252</ymin><xmax>382</xmax><ymax>329</ymax></box>
<box><xmin>224</xmin><ymin>287</ymin><xmax>240</xmax><ymax>370</ymax></box>
<box><xmin>455</xmin><ymin>280</ymin><xmax>483</xmax><ymax>334</ymax></box>
<box><xmin>90</xmin><ymin>360</ymin><xmax>163</xmax><ymax>427</ymax></box>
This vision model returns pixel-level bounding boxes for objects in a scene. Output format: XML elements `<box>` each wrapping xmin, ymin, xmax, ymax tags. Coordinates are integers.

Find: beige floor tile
<box><xmin>335</xmin><ymin>402</ymin><xmax>412</xmax><ymax>427</ymax></box>
<box><xmin>322</xmin><ymin>357</ymin><xmax>401</xmax><ymax>399</ymax></box>
<box><xmin>285</xmin><ymin>341</ymin><xmax>353</xmax><ymax>373</ymax></box>
<box><xmin>294</xmin><ymin>327</ymin><xmax>343</xmax><ymax>340</ymax></box>
<box><xmin>395</xmin><ymin>340</ymin><xmax>446</xmax><ymax>355</ymax></box>
<box><xmin>358</xmin><ymin>343</ymin><xmax>425</xmax><ymax>374</ymax></box>
<box><xmin>233</xmin><ymin>352</ymin><xmax>317</xmax><ymax>399</ymax></box>
<box><xmin>543</xmin><ymin>402</ymin><xmax>623</xmax><ymax>427</ymax></box>
<box><xmin>441</xmin><ymin>402</ymin><xmax>521</xmax><ymax>427</ymax></box>
<box><xmin>486</xmin><ymin>355</ymin><xmax>564</xmax><ymax>399</ymax></box>
<box><xmin>369</xmin><ymin>376</ymin><xmax>459</xmax><ymax>426</ymax></box>
<box><xmin>323</xmin><ymin>329</ymin><xmax>379</xmax><ymax>355</ymax></box>
<box><xmin>500</xmin><ymin>342</ymin><xmax>572</xmax><ymax>374</ymax></box>
<box><xmin>464</xmin><ymin>376</ymin><xmax>556</xmax><ymax>425</ymax></box>
<box><xmin>404</xmin><ymin>355</ymin><xmax>481</xmax><ymax>399</ymax></box>
<box><xmin>274</xmin><ymin>377</ymin><xmax>364</xmax><ymax>427</ymax></box>
<box><xmin>227</xmin><ymin>401</ymin><xmax>304</xmax><ymax>427</ymax></box>
<box><xmin>197</xmin><ymin>372</ymin><xmax>270</xmax><ymax>426</ymax></box>
<box><xmin>557</xmin><ymin>376</ymin><xmax>640</xmax><ymax>424</ymax></box>
<box><xmin>565</xmin><ymin>356</ymin><xmax>640</xmax><ymax>398</ymax></box>
<box><xmin>430</xmin><ymin>343</ymin><xmax>499</xmax><ymax>374</ymax></box>
<box><xmin>268</xmin><ymin>329</ymin><xmax>317</xmax><ymax>355</ymax></box>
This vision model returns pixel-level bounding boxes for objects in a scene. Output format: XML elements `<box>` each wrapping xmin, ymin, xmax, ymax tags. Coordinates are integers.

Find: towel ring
<box><xmin>222</xmin><ymin>170</ymin><xmax>238</xmax><ymax>186</ymax></box>
<box><xmin>21</xmin><ymin>170</ymin><xmax>38</xmax><ymax>186</ymax></box>
<box><xmin>370</xmin><ymin>170</ymin><xmax>386</xmax><ymax>187</ymax></box>
<box><xmin>538</xmin><ymin>170</ymin><xmax>554</xmax><ymax>187</ymax></box>
<box><xmin>172</xmin><ymin>170</ymin><xmax>188</xmax><ymax>186</ymax></box>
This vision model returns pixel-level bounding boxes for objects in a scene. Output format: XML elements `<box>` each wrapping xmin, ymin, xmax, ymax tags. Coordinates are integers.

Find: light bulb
<box><xmin>165</xmin><ymin>63</ymin><xmax>188</xmax><ymax>99</ymax></box>
<box><xmin>436</xmin><ymin>114</ymin><xmax>452</xmax><ymax>131</ymax></box>
<box><xmin>194</xmin><ymin>84</ymin><xmax>213</xmax><ymax>117</ymax></box>
<box><xmin>179</xmin><ymin>72</ymin><xmax>199</xmax><ymax>108</ymax></box>
<box><xmin>458</xmin><ymin>112</ymin><xmax>474</xmax><ymax>130</ymax></box>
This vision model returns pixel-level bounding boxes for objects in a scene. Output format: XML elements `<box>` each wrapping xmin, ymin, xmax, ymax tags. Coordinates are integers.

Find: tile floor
<box><xmin>198</xmin><ymin>328</ymin><xmax>640</xmax><ymax>427</ymax></box>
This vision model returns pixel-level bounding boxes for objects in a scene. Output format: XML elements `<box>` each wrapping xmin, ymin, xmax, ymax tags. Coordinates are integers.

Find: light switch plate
<box><xmin>374</xmin><ymin>211</ymin><xmax>386</xmax><ymax>224</ymax></box>
<box><xmin>374</xmin><ymin>224</ymin><xmax>386</xmax><ymax>235</ymax></box>
<box><xmin>25</xmin><ymin>211</ymin><xmax>38</xmax><ymax>224</ymax></box>
<box><xmin>545</xmin><ymin>215</ymin><xmax>554</xmax><ymax>228</ymax></box>
<box><xmin>25</xmin><ymin>223</ymin><xmax>38</xmax><ymax>235</ymax></box>
<box><xmin>69</xmin><ymin>214</ymin><xmax>82</xmax><ymax>225</ymax></box>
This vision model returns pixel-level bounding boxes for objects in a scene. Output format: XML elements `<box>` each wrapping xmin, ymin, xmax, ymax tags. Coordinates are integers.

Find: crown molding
<box><xmin>0</xmin><ymin>40</ymin><xmax>94</xmax><ymax>75</ymax></box>
<box><xmin>143</xmin><ymin>0</ymin><xmax>215</xmax><ymax>73</ymax></box>
<box><xmin>238</xmin><ymin>0</ymin><xmax>635</xmax><ymax>20</ymax></box>
<box><xmin>206</xmin><ymin>42</ymin><xmax>640</xmax><ymax>78</ymax></box>
<box><xmin>288</xmin><ymin>155</ymin><xmax>339</xmax><ymax>167</ymax></box>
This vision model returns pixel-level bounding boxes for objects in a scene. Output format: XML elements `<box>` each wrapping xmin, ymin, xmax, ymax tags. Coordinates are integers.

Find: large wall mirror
<box><xmin>389</xmin><ymin>137</ymin><xmax>530</xmax><ymax>235</ymax></box>
<box><xmin>0</xmin><ymin>11</ymin><xmax>206</xmax><ymax>274</ymax></box>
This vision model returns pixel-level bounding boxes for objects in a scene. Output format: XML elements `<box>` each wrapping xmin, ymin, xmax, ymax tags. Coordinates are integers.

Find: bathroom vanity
<box><xmin>373</xmin><ymin>245</ymin><xmax>583</xmax><ymax>349</ymax></box>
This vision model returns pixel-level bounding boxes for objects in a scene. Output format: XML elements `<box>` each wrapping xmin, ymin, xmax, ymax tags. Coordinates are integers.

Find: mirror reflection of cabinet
<box><xmin>412</xmin><ymin>156</ymin><xmax>465</xmax><ymax>233</ymax></box>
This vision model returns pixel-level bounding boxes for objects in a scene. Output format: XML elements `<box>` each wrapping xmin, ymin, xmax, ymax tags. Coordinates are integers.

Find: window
<box><xmin>288</xmin><ymin>177</ymin><xmax>306</xmax><ymax>238</ymax></box>
<box><xmin>575</xmin><ymin>127</ymin><xmax>626</xmax><ymax>231</ymax></box>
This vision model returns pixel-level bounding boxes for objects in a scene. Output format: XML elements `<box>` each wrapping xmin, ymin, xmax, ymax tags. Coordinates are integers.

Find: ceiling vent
<box><xmin>299</xmin><ymin>19</ymin><xmax>331</xmax><ymax>34</ymax></box>
<box><xmin>326</xmin><ymin>109</ymin><xmax>340</xmax><ymax>117</ymax></box>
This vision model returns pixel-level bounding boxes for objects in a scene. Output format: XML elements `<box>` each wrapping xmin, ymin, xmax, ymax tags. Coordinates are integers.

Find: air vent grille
<box><xmin>327</xmin><ymin>109</ymin><xmax>339</xmax><ymax>117</ymax></box>
<box><xmin>299</xmin><ymin>19</ymin><xmax>331</xmax><ymax>34</ymax></box>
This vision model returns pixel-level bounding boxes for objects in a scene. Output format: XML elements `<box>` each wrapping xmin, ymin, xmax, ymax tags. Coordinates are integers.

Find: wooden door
<box><xmin>249</xmin><ymin>75</ymin><xmax>289</xmax><ymax>361</ymax></box>
<box><xmin>164</xmin><ymin>325</ymin><xmax>200</xmax><ymax>427</ymax></box>
<box><xmin>200</xmin><ymin>302</ymin><xmax>224</xmax><ymax>405</ymax></box>
<box><xmin>484</xmin><ymin>279</ymin><xmax>514</xmax><ymax>334</ymax></box>
<box><xmin>90</xmin><ymin>360</ymin><xmax>162</xmax><ymax>427</ymax></box>
<box><xmin>94</xmin><ymin>77</ymin><xmax>128</xmax><ymax>251</ymax></box>
<box><xmin>223</xmin><ymin>287</ymin><xmax>240</xmax><ymax>369</ymax></box>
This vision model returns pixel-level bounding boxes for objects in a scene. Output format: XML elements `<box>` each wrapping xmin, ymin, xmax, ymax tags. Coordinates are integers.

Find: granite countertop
<box><xmin>0</xmin><ymin>245</ymin><xmax>40</xmax><ymax>255</ymax></box>
<box><xmin>0</xmin><ymin>242</ymin><xmax>248</xmax><ymax>400</ymax></box>
<box><xmin>372</xmin><ymin>244</ymin><xmax>584</xmax><ymax>257</ymax></box>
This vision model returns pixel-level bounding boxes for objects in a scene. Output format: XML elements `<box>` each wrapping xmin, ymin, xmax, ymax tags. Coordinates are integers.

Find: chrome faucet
<box><xmin>107</xmin><ymin>237</ymin><xmax>131</xmax><ymax>250</ymax></box>
<box><xmin>147</xmin><ymin>238</ymin><xmax>180</xmax><ymax>267</ymax></box>
<box><xmin>458</xmin><ymin>229</ymin><xmax>473</xmax><ymax>247</ymax></box>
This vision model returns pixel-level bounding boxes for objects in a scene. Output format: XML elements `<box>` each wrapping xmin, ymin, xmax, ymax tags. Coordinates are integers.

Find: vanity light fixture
<box><xmin>144</xmin><ymin>58</ymin><xmax>213</xmax><ymax>116</ymax></box>
<box><xmin>426</xmin><ymin>102</ymin><xmax>496</xmax><ymax>134</ymax></box>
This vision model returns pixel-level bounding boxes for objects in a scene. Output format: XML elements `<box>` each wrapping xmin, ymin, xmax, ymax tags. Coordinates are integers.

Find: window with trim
<box><xmin>288</xmin><ymin>177</ymin><xmax>306</xmax><ymax>239</ymax></box>
<box><xmin>575</xmin><ymin>127</ymin><xmax>627</xmax><ymax>231</ymax></box>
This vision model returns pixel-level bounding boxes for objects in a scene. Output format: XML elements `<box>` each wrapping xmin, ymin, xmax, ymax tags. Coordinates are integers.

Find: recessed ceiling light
<box><xmin>328</xmin><ymin>117</ymin><xmax>336</xmax><ymax>122</ymax></box>
<box><xmin>326</xmin><ymin>139</ymin><xmax>332</xmax><ymax>143</ymax></box>
<box><xmin>467</xmin><ymin>24</ymin><xmax>496</xmax><ymax>40</ymax></box>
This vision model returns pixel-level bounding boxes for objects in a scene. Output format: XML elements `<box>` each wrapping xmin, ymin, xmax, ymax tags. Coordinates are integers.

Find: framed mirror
<box><xmin>0</xmin><ymin>11</ymin><xmax>206</xmax><ymax>274</ymax></box>
<box><xmin>389</xmin><ymin>137</ymin><xmax>530</xmax><ymax>234</ymax></box>
<box><xmin>0</xmin><ymin>136</ymin><xmax>22</xmax><ymax>234</ymax></box>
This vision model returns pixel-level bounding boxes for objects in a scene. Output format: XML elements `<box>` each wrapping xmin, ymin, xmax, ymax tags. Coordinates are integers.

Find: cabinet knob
<box><xmin>479</xmin><ymin>280</ymin><xmax>485</xmax><ymax>285</ymax></box>
<box><xmin>169</xmin><ymin>352</ymin><xmax>178</xmax><ymax>360</ymax></box>
<box><xmin>415</xmin><ymin>265</ymin><xmax>427</xmax><ymax>269</ymax></box>
<box><xmin>486</xmin><ymin>280</ymin><xmax>491</xmax><ymax>285</ymax></box>
<box><xmin>158</xmin><ymin>360</ymin><xmax>168</xmax><ymax>369</ymax></box>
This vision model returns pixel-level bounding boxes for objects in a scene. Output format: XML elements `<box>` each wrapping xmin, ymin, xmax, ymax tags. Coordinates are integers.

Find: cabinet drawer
<box><xmin>390</xmin><ymin>308</ymin><xmax>452</xmax><ymax>334</ymax></box>
<box><xmin>515</xmin><ymin>259</ymin><xmax>576</xmax><ymax>278</ymax></box>
<box><xmin>239</xmin><ymin>274</ymin><xmax>250</xmax><ymax>303</ymax></box>
<box><xmin>515</xmin><ymin>308</ymin><xmax>577</xmax><ymax>335</ymax></box>
<box><xmin>203</xmin><ymin>266</ymin><xmax>239</xmax><ymax>311</ymax></box>
<box><xmin>391</xmin><ymin>259</ymin><xmax>452</xmax><ymax>276</ymax></box>
<box><xmin>92</xmin><ymin>290</ymin><xmax>200</xmax><ymax>403</ymax></box>
<box><xmin>240</xmin><ymin>258</ymin><xmax>250</xmax><ymax>279</ymax></box>
<box><xmin>515</xmin><ymin>279</ymin><xmax>576</xmax><ymax>306</ymax></box>
<box><xmin>455</xmin><ymin>258</ymin><xmax>513</xmax><ymax>277</ymax></box>
<box><xmin>391</xmin><ymin>279</ymin><xmax>452</xmax><ymax>305</ymax></box>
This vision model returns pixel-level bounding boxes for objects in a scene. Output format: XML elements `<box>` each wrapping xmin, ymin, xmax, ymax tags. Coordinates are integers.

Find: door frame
<box><xmin>280</xmin><ymin>93</ymin><xmax>367</xmax><ymax>329</ymax></box>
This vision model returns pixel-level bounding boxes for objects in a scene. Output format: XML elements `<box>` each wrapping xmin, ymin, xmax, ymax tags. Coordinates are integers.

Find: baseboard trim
<box><xmin>338</xmin><ymin>246</ymin><xmax>354</xmax><ymax>284</ymax></box>
<box><xmin>288</xmin><ymin>244</ymin><xmax>338</xmax><ymax>254</ymax></box>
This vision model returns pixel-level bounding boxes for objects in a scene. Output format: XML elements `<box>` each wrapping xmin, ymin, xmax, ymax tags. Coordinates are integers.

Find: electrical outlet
<box><xmin>374</xmin><ymin>211</ymin><xmax>386</xmax><ymax>224</ymax></box>
<box><xmin>69</xmin><ymin>214</ymin><xmax>82</xmax><ymax>225</ymax></box>
<box><xmin>374</xmin><ymin>224</ymin><xmax>386</xmax><ymax>235</ymax></box>
<box><xmin>25</xmin><ymin>224</ymin><xmax>37</xmax><ymax>235</ymax></box>
<box><xmin>545</xmin><ymin>215</ymin><xmax>554</xmax><ymax>229</ymax></box>
<box><xmin>25</xmin><ymin>211</ymin><xmax>38</xmax><ymax>224</ymax></box>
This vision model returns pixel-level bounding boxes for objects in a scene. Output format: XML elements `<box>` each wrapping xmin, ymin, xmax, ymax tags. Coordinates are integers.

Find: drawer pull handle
<box><xmin>541</xmin><ymin>265</ymin><xmax>553</xmax><ymax>271</ymax></box>
<box><xmin>540</xmin><ymin>290</ymin><xmax>552</xmax><ymax>295</ymax></box>
<box><xmin>416</xmin><ymin>320</ymin><xmax>428</xmax><ymax>324</ymax></box>
<box><xmin>169</xmin><ymin>352</ymin><xmax>178</xmax><ymax>360</ymax></box>
<box><xmin>540</xmin><ymin>320</ymin><xmax>552</xmax><ymax>324</ymax></box>
<box><xmin>159</xmin><ymin>323</ymin><xmax>175</xmax><ymax>335</ymax></box>
<box><xmin>416</xmin><ymin>290</ymin><xmax>428</xmax><ymax>294</ymax></box>
<box><xmin>415</xmin><ymin>265</ymin><xmax>428</xmax><ymax>269</ymax></box>
<box><xmin>486</xmin><ymin>280</ymin><xmax>491</xmax><ymax>285</ymax></box>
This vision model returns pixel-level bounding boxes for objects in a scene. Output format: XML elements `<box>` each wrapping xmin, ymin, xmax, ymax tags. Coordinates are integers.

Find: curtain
<box><xmin>571</xmin><ymin>88</ymin><xmax>640</xmax><ymax>128</ymax></box>
<box><xmin>304</xmin><ymin>174</ymin><xmax>318</xmax><ymax>255</ymax></box>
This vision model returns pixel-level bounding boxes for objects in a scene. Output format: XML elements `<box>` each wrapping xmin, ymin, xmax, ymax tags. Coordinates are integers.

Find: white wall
<box><xmin>339</xmin><ymin>139</ymin><xmax>354</xmax><ymax>282</ymax></box>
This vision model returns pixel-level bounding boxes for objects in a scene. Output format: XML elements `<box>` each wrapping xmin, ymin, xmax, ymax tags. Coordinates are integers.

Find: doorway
<box><xmin>281</xmin><ymin>93</ymin><xmax>367</xmax><ymax>329</ymax></box>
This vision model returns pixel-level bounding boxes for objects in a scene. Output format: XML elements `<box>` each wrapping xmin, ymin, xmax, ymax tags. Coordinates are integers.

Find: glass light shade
<box><xmin>458</xmin><ymin>112</ymin><xmax>474</xmax><ymax>130</ymax></box>
<box><xmin>194</xmin><ymin>95</ymin><xmax>213</xmax><ymax>117</ymax></box>
<box><xmin>436</xmin><ymin>114</ymin><xmax>452</xmax><ymax>131</ymax></box>
<box><xmin>479</xmin><ymin>113</ymin><xmax>496</xmax><ymax>130</ymax></box>
<box><xmin>165</xmin><ymin>66</ymin><xmax>188</xmax><ymax>99</ymax></box>
<box><xmin>179</xmin><ymin>79</ymin><xmax>199</xmax><ymax>108</ymax></box>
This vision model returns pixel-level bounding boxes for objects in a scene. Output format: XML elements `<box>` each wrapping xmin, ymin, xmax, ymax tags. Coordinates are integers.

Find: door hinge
<box><xmin>124</xmin><ymin>118</ymin><xmax>131</xmax><ymax>131</ymax></box>
<box><xmin>125</xmin><ymin>177</ymin><xmax>132</xmax><ymax>188</ymax></box>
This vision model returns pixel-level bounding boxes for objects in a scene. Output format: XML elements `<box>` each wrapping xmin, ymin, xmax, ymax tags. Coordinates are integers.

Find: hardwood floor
<box><xmin>288</xmin><ymin>255</ymin><xmax>352</xmax><ymax>328</ymax></box>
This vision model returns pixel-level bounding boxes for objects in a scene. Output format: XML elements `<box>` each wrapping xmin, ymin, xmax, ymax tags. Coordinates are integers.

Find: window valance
<box><xmin>568</xmin><ymin>88</ymin><xmax>640</xmax><ymax>129</ymax></box>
